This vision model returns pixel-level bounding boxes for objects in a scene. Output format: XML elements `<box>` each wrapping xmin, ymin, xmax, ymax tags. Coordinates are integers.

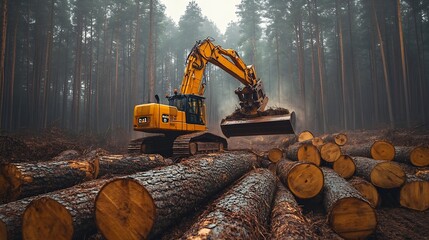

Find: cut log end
<box><xmin>371</xmin><ymin>140</ymin><xmax>395</xmax><ymax>161</ymax></box>
<box><xmin>297</xmin><ymin>144</ymin><xmax>321</xmax><ymax>166</ymax></box>
<box><xmin>410</xmin><ymin>146</ymin><xmax>429</xmax><ymax>167</ymax></box>
<box><xmin>333</xmin><ymin>155</ymin><xmax>356</xmax><ymax>179</ymax></box>
<box><xmin>95</xmin><ymin>178</ymin><xmax>155</xmax><ymax>240</ymax></box>
<box><xmin>329</xmin><ymin>197</ymin><xmax>377</xmax><ymax>239</ymax></box>
<box><xmin>371</xmin><ymin>162</ymin><xmax>406</xmax><ymax>188</ymax></box>
<box><xmin>349</xmin><ymin>177</ymin><xmax>380</xmax><ymax>208</ymax></box>
<box><xmin>400</xmin><ymin>180</ymin><xmax>429</xmax><ymax>211</ymax></box>
<box><xmin>22</xmin><ymin>197</ymin><xmax>73</xmax><ymax>240</ymax></box>
<box><xmin>298</xmin><ymin>131</ymin><xmax>314</xmax><ymax>142</ymax></box>
<box><xmin>334</xmin><ymin>133</ymin><xmax>348</xmax><ymax>146</ymax></box>
<box><xmin>287</xmin><ymin>163</ymin><xmax>324</xmax><ymax>199</ymax></box>
<box><xmin>320</xmin><ymin>143</ymin><xmax>341</xmax><ymax>162</ymax></box>
<box><xmin>268</xmin><ymin>148</ymin><xmax>283</xmax><ymax>163</ymax></box>
<box><xmin>311</xmin><ymin>137</ymin><xmax>324</xmax><ymax>147</ymax></box>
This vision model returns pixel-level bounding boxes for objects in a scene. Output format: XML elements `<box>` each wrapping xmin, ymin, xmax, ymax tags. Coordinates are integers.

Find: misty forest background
<box><xmin>0</xmin><ymin>0</ymin><xmax>428</xmax><ymax>140</ymax></box>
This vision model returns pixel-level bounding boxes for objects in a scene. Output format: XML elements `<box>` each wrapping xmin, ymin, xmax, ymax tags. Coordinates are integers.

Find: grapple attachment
<box><xmin>220</xmin><ymin>111</ymin><xmax>295</xmax><ymax>138</ymax></box>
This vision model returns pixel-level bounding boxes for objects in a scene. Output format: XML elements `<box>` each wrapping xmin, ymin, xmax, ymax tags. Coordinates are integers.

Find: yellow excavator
<box><xmin>128</xmin><ymin>38</ymin><xmax>295</xmax><ymax>157</ymax></box>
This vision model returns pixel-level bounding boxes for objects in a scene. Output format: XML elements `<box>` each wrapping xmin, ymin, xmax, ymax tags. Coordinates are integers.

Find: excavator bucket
<box><xmin>220</xmin><ymin>111</ymin><xmax>296</xmax><ymax>138</ymax></box>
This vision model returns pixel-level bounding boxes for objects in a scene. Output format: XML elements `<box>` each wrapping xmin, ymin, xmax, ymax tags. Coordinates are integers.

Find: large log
<box><xmin>332</xmin><ymin>155</ymin><xmax>356</xmax><ymax>179</ymax></box>
<box><xmin>270</xmin><ymin>183</ymin><xmax>317</xmax><ymax>240</ymax></box>
<box><xmin>21</xmin><ymin>179</ymin><xmax>110</xmax><ymax>240</ymax></box>
<box><xmin>322</xmin><ymin>168</ymin><xmax>377</xmax><ymax>239</ymax></box>
<box><xmin>0</xmin><ymin>197</ymin><xmax>34</xmax><ymax>240</ymax></box>
<box><xmin>0</xmin><ymin>158</ymin><xmax>98</xmax><ymax>203</ymax></box>
<box><xmin>285</xmin><ymin>143</ymin><xmax>321</xmax><ymax>166</ymax></box>
<box><xmin>181</xmin><ymin>168</ymin><xmax>276</xmax><ymax>239</ymax></box>
<box><xmin>394</xmin><ymin>146</ymin><xmax>429</xmax><ymax>167</ymax></box>
<box><xmin>319</xmin><ymin>142</ymin><xmax>342</xmax><ymax>163</ymax></box>
<box><xmin>322</xmin><ymin>133</ymin><xmax>348</xmax><ymax>146</ymax></box>
<box><xmin>348</xmin><ymin>176</ymin><xmax>380</xmax><ymax>208</ymax></box>
<box><xmin>353</xmin><ymin>156</ymin><xmax>406</xmax><ymax>189</ymax></box>
<box><xmin>95</xmin><ymin>152</ymin><xmax>258</xmax><ymax>239</ymax></box>
<box><xmin>97</xmin><ymin>154</ymin><xmax>171</xmax><ymax>177</ymax></box>
<box><xmin>276</xmin><ymin>159</ymin><xmax>324</xmax><ymax>199</ymax></box>
<box><xmin>399</xmin><ymin>174</ymin><xmax>429</xmax><ymax>211</ymax></box>
<box><xmin>341</xmin><ymin>140</ymin><xmax>395</xmax><ymax>161</ymax></box>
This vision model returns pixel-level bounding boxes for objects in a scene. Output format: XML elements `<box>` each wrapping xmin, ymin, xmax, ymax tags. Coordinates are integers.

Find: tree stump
<box><xmin>22</xmin><ymin>179</ymin><xmax>110</xmax><ymax>240</ymax></box>
<box><xmin>353</xmin><ymin>156</ymin><xmax>406</xmax><ymax>189</ymax></box>
<box><xmin>270</xmin><ymin>183</ymin><xmax>317</xmax><ymax>240</ymax></box>
<box><xmin>286</xmin><ymin>143</ymin><xmax>321</xmax><ymax>166</ymax></box>
<box><xmin>322</xmin><ymin>168</ymin><xmax>377</xmax><ymax>239</ymax></box>
<box><xmin>332</xmin><ymin>155</ymin><xmax>356</xmax><ymax>179</ymax></box>
<box><xmin>181</xmin><ymin>168</ymin><xmax>276</xmax><ymax>239</ymax></box>
<box><xmin>394</xmin><ymin>146</ymin><xmax>429</xmax><ymax>167</ymax></box>
<box><xmin>348</xmin><ymin>176</ymin><xmax>380</xmax><ymax>208</ymax></box>
<box><xmin>95</xmin><ymin>152</ymin><xmax>258</xmax><ymax>239</ymax></box>
<box><xmin>341</xmin><ymin>140</ymin><xmax>395</xmax><ymax>161</ymax></box>
<box><xmin>276</xmin><ymin>159</ymin><xmax>324</xmax><ymax>199</ymax></box>
<box><xmin>399</xmin><ymin>174</ymin><xmax>429</xmax><ymax>211</ymax></box>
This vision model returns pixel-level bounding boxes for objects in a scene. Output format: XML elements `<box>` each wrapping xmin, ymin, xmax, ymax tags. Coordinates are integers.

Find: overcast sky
<box><xmin>159</xmin><ymin>0</ymin><xmax>242</xmax><ymax>34</ymax></box>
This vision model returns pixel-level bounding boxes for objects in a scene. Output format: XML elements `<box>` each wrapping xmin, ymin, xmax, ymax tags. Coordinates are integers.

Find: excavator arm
<box><xmin>179</xmin><ymin>38</ymin><xmax>295</xmax><ymax>137</ymax></box>
<box><xmin>179</xmin><ymin>38</ymin><xmax>268</xmax><ymax>115</ymax></box>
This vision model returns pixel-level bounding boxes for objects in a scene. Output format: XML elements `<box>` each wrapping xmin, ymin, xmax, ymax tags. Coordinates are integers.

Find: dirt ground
<box><xmin>1</xmin><ymin>127</ymin><xmax>429</xmax><ymax>239</ymax></box>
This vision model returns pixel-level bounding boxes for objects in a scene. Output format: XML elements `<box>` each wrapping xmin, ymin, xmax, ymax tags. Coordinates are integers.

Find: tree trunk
<box><xmin>394</xmin><ymin>146</ymin><xmax>429</xmax><ymax>167</ymax></box>
<box><xmin>276</xmin><ymin>159</ymin><xmax>323</xmax><ymax>199</ymax></box>
<box><xmin>285</xmin><ymin>142</ymin><xmax>321</xmax><ymax>166</ymax></box>
<box><xmin>95</xmin><ymin>152</ymin><xmax>258</xmax><ymax>239</ymax></box>
<box><xmin>353</xmin><ymin>156</ymin><xmax>406</xmax><ymax>188</ymax></box>
<box><xmin>348</xmin><ymin>176</ymin><xmax>380</xmax><ymax>208</ymax></box>
<box><xmin>22</xmin><ymin>179</ymin><xmax>110</xmax><ymax>240</ymax></box>
<box><xmin>399</xmin><ymin>174</ymin><xmax>429</xmax><ymax>211</ymax></box>
<box><xmin>0</xmin><ymin>158</ymin><xmax>98</xmax><ymax>203</ymax></box>
<box><xmin>181</xmin><ymin>168</ymin><xmax>275</xmax><ymax>240</ymax></box>
<box><xmin>0</xmin><ymin>0</ymin><xmax>8</xmax><ymax>129</ymax></box>
<box><xmin>97</xmin><ymin>154</ymin><xmax>172</xmax><ymax>177</ymax></box>
<box><xmin>332</xmin><ymin>155</ymin><xmax>356</xmax><ymax>179</ymax></box>
<box><xmin>319</xmin><ymin>142</ymin><xmax>342</xmax><ymax>163</ymax></box>
<box><xmin>341</xmin><ymin>140</ymin><xmax>395</xmax><ymax>161</ymax></box>
<box><xmin>322</xmin><ymin>167</ymin><xmax>377</xmax><ymax>239</ymax></box>
<box><xmin>270</xmin><ymin>182</ymin><xmax>316</xmax><ymax>240</ymax></box>
<box><xmin>147</xmin><ymin>0</ymin><xmax>155</xmax><ymax>102</ymax></box>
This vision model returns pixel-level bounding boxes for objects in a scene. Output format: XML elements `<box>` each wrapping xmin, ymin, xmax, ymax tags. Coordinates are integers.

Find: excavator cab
<box><xmin>168</xmin><ymin>94</ymin><xmax>205</xmax><ymax>125</ymax></box>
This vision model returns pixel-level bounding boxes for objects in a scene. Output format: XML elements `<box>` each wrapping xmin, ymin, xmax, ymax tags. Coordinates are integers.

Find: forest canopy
<box><xmin>0</xmin><ymin>0</ymin><xmax>428</xmax><ymax>138</ymax></box>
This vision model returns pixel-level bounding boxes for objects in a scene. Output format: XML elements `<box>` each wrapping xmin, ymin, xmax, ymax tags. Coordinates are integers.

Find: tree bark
<box><xmin>322</xmin><ymin>167</ymin><xmax>377</xmax><ymax>239</ymax></box>
<box><xmin>95</xmin><ymin>152</ymin><xmax>258</xmax><ymax>239</ymax></box>
<box><xmin>22</xmin><ymin>179</ymin><xmax>110</xmax><ymax>240</ymax></box>
<box><xmin>276</xmin><ymin>159</ymin><xmax>323</xmax><ymax>199</ymax></box>
<box><xmin>394</xmin><ymin>146</ymin><xmax>429</xmax><ymax>167</ymax></box>
<box><xmin>341</xmin><ymin>140</ymin><xmax>395</xmax><ymax>161</ymax></box>
<box><xmin>353</xmin><ymin>156</ymin><xmax>406</xmax><ymax>189</ymax></box>
<box><xmin>332</xmin><ymin>155</ymin><xmax>356</xmax><ymax>179</ymax></box>
<box><xmin>285</xmin><ymin>142</ymin><xmax>321</xmax><ymax>166</ymax></box>
<box><xmin>348</xmin><ymin>176</ymin><xmax>380</xmax><ymax>208</ymax></box>
<box><xmin>0</xmin><ymin>196</ymin><xmax>34</xmax><ymax>240</ymax></box>
<box><xmin>0</xmin><ymin>158</ymin><xmax>98</xmax><ymax>203</ymax></box>
<box><xmin>271</xmin><ymin>182</ymin><xmax>317</xmax><ymax>240</ymax></box>
<box><xmin>181</xmin><ymin>168</ymin><xmax>275</xmax><ymax>240</ymax></box>
<box><xmin>97</xmin><ymin>154</ymin><xmax>172</xmax><ymax>177</ymax></box>
<box><xmin>399</xmin><ymin>174</ymin><xmax>429</xmax><ymax>211</ymax></box>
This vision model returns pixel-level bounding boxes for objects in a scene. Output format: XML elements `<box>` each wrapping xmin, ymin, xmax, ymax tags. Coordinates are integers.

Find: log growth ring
<box><xmin>287</xmin><ymin>163</ymin><xmax>324</xmax><ymax>199</ymax></box>
<box><xmin>410</xmin><ymin>146</ymin><xmax>429</xmax><ymax>167</ymax></box>
<box><xmin>95</xmin><ymin>178</ymin><xmax>155</xmax><ymax>240</ymax></box>
<box><xmin>370</xmin><ymin>162</ymin><xmax>405</xmax><ymax>188</ymax></box>
<box><xmin>22</xmin><ymin>197</ymin><xmax>73</xmax><ymax>240</ymax></box>
<box><xmin>370</xmin><ymin>141</ymin><xmax>395</xmax><ymax>161</ymax></box>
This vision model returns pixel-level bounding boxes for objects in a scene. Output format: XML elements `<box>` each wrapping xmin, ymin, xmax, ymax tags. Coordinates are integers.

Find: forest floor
<box><xmin>1</xmin><ymin>127</ymin><xmax>429</xmax><ymax>239</ymax></box>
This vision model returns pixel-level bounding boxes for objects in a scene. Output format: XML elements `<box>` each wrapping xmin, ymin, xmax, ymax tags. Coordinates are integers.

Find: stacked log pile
<box><xmin>0</xmin><ymin>130</ymin><xmax>428</xmax><ymax>240</ymax></box>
